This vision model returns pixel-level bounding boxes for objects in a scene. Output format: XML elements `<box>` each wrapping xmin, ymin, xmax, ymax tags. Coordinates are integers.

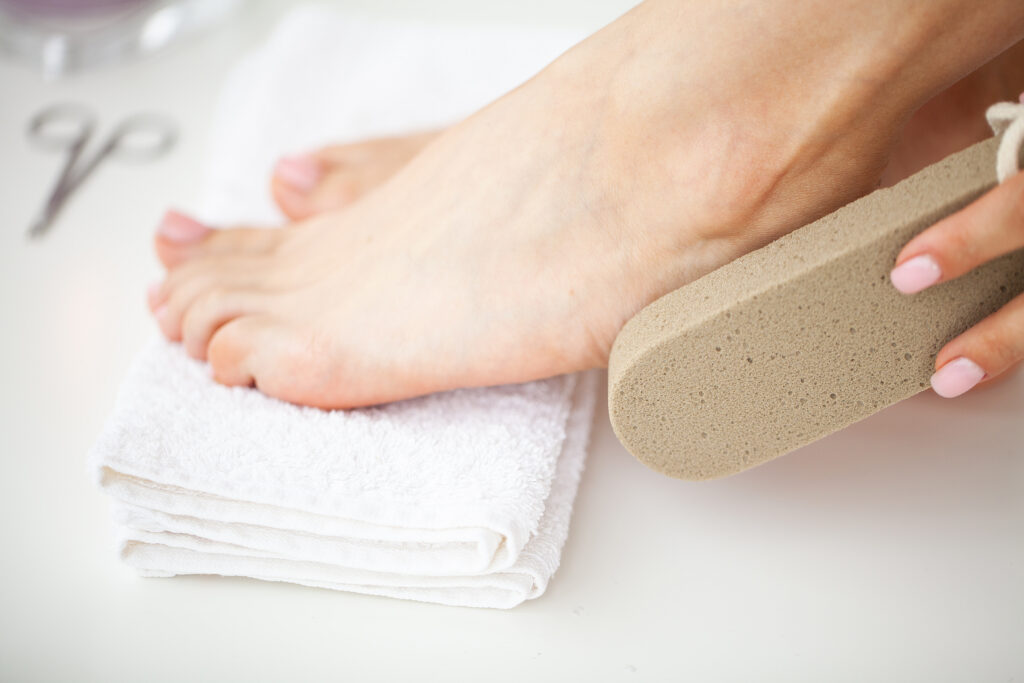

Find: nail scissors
<box><xmin>27</xmin><ymin>103</ymin><xmax>177</xmax><ymax>238</ymax></box>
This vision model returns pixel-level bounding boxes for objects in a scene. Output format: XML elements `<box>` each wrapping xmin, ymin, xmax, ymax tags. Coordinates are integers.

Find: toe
<box><xmin>180</xmin><ymin>288</ymin><xmax>271</xmax><ymax>361</ymax></box>
<box><xmin>154</xmin><ymin>210</ymin><xmax>211</xmax><ymax>268</ymax></box>
<box><xmin>207</xmin><ymin>315</ymin><xmax>272</xmax><ymax>388</ymax></box>
<box><xmin>153</xmin><ymin>254</ymin><xmax>267</xmax><ymax>340</ymax></box>
<box><xmin>155</xmin><ymin>211</ymin><xmax>284</xmax><ymax>270</ymax></box>
<box><xmin>207</xmin><ymin>316</ymin><xmax>349</xmax><ymax>408</ymax></box>
<box><xmin>271</xmin><ymin>164</ymin><xmax>360</xmax><ymax>220</ymax></box>
<box><xmin>272</xmin><ymin>154</ymin><xmax>326</xmax><ymax>220</ymax></box>
<box><xmin>270</xmin><ymin>134</ymin><xmax>439</xmax><ymax>220</ymax></box>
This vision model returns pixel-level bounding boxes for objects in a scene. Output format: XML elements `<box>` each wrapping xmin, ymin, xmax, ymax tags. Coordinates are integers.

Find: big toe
<box><xmin>271</xmin><ymin>154</ymin><xmax>365</xmax><ymax>220</ymax></box>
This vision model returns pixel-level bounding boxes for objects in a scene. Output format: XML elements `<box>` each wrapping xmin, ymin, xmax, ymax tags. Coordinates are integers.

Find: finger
<box><xmin>930</xmin><ymin>290</ymin><xmax>1024</xmax><ymax>397</ymax></box>
<box><xmin>890</xmin><ymin>169</ymin><xmax>1024</xmax><ymax>294</ymax></box>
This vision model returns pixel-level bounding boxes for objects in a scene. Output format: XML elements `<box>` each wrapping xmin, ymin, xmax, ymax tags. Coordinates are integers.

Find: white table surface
<box><xmin>1</xmin><ymin>1</ymin><xmax>1022</xmax><ymax>681</ymax></box>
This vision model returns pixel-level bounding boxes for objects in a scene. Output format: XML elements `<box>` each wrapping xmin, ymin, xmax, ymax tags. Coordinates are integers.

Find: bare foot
<box><xmin>270</xmin><ymin>39</ymin><xmax>1024</xmax><ymax>221</ymax></box>
<box><xmin>271</xmin><ymin>131</ymin><xmax>438</xmax><ymax>220</ymax></box>
<box><xmin>150</xmin><ymin>0</ymin><xmax>1024</xmax><ymax>409</ymax></box>
<box><xmin>881</xmin><ymin>39</ymin><xmax>1024</xmax><ymax>186</ymax></box>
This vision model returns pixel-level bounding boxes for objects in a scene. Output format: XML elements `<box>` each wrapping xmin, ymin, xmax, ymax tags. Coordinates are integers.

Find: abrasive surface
<box><xmin>609</xmin><ymin>138</ymin><xmax>1024</xmax><ymax>480</ymax></box>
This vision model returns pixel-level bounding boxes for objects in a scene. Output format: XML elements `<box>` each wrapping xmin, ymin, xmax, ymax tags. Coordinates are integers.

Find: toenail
<box><xmin>158</xmin><ymin>210</ymin><xmax>210</xmax><ymax>243</ymax></box>
<box><xmin>274</xmin><ymin>155</ymin><xmax>322</xmax><ymax>192</ymax></box>
<box><xmin>147</xmin><ymin>282</ymin><xmax>162</xmax><ymax>309</ymax></box>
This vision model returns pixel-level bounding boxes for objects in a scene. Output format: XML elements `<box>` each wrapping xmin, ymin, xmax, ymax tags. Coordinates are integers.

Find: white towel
<box><xmin>90</xmin><ymin>8</ymin><xmax>597</xmax><ymax>609</ymax></box>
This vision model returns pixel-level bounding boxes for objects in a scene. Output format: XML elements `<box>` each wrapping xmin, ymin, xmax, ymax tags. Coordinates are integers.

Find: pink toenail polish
<box><xmin>274</xmin><ymin>155</ymin><xmax>321</xmax><ymax>192</ymax></box>
<box><xmin>147</xmin><ymin>282</ymin><xmax>162</xmax><ymax>309</ymax></box>
<box><xmin>890</xmin><ymin>254</ymin><xmax>941</xmax><ymax>294</ymax></box>
<box><xmin>930</xmin><ymin>357</ymin><xmax>985</xmax><ymax>398</ymax></box>
<box><xmin>158</xmin><ymin>210</ymin><xmax>210</xmax><ymax>243</ymax></box>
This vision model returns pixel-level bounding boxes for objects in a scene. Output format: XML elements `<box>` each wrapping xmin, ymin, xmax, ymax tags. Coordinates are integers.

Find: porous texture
<box><xmin>609</xmin><ymin>137</ymin><xmax>1024</xmax><ymax>480</ymax></box>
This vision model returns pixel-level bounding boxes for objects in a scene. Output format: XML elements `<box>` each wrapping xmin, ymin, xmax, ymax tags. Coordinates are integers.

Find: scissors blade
<box><xmin>27</xmin><ymin>206</ymin><xmax>58</xmax><ymax>239</ymax></box>
<box><xmin>26</xmin><ymin>105</ymin><xmax>94</xmax><ymax>240</ymax></box>
<box><xmin>26</xmin><ymin>172</ymin><xmax>72</xmax><ymax>239</ymax></box>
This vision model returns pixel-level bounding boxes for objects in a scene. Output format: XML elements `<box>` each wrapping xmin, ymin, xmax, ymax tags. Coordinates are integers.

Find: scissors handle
<box><xmin>28</xmin><ymin>103</ymin><xmax>96</xmax><ymax>149</ymax></box>
<box><xmin>26</xmin><ymin>106</ymin><xmax>178</xmax><ymax>239</ymax></box>
<box><xmin>104</xmin><ymin>114</ymin><xmax>178</xmax><ymax>162</ymax></box>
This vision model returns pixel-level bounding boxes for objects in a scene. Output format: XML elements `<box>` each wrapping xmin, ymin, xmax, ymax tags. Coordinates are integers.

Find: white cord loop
<box><xmin>986</xmin><ymin>98</ymin><xmax>1024</xmax><ymax>183</ymax></box>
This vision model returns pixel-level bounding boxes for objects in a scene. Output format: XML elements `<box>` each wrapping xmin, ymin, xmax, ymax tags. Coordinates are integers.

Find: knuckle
<box><xmin>974</xmin><ymin>326</ymin><xmax>1018</xmax><ymax>369</ymax></box>
<box><xmin>939</xmin><ymin>219</ymin><xmax>978</xmax><ymax>266</ymax></box>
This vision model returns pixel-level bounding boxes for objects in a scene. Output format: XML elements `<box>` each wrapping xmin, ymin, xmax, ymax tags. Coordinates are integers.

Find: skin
<box><xmin>274</xmin><ymin>43</ymin><xmax>1024</xmax><ymax>215</ymax></box>
<box><xmin>270</xmin><ymin>131</ymin><xmax>438</xmax><ymax>221</ymax></box>
<box><xmin>150</xmin><ymin>0</ymin><xmax>1024</xmax><ymax>409</ymax></box>
<box><xmin>892</xmin><ymin>142</ymin><xmax>1024</xmax><ymax>395</ymax></box>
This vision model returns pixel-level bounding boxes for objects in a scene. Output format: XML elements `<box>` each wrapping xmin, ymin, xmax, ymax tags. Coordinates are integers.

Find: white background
<box><xmin>1</xmin><ymin>1</ymin><xmax>1021</xmax><ymax>680</ymax></box>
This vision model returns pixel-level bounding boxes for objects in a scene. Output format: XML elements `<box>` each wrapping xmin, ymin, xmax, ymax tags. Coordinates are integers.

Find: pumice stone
<box><xmin>608</xmin><ymin>137</ymin><xmax>1024</xmax><ymax>480</ymax></box>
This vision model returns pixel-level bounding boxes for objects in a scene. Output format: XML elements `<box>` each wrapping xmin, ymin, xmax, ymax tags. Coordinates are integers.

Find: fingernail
<box><xmin>930</xmin><ymin>357</ymin><xmax>986</xmax><ymax>398</ymax></box>
<box><xmin>890</xmin><ymin>254</ymin><xmax>941</xmax><ymax>294</ymax></box>
<box><xmin>274</xmin><ymin>155</ymin><xmax>321</xmax><ymax>192</ymax></box>
<box><xmin>146</xmin><ymin>282</ymin><xmax>162</xmax><ymax>309</ymax></box>
<box><xmin>158</xmin><ymin>210</ymin><xmax>210</xmax><ymax>243</ymax></box>
<box><xmin>154</xmin><ymin>304</ymin><xmax>168</xmax><ymax>325</ymax></box>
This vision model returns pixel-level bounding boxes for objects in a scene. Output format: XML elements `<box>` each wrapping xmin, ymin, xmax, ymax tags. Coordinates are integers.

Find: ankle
<box><xmin>886</xmin><ymin>1</ymin><xmax>1024</xmax><ymax>108</ymax></box>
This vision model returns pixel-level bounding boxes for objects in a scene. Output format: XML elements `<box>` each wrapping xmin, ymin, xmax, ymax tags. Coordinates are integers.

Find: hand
<box><xmin>889</xmin><ymin>160</ymin><xmax>1024</xmax><ymax>398</ymax></box>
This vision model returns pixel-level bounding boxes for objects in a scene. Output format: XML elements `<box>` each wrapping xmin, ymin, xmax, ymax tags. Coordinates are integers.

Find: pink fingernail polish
<box><xmin>930</xmin><ymin>357</ymin><xmax>986</xmax><ymax>398</ymax></box>
<box><xmin>158</xmin><ymin>210</ymin><xmax>210</xmax><ymax>243</ymax></box>
<box><xmin>890</xmin><ymin>254</ymin><xmax>941</xmax><ymax>294</ymax></box>
<box><xmin>274</xmin><ymin>155</ymin><xmax>321</xmax><ymax>192</ymax></box>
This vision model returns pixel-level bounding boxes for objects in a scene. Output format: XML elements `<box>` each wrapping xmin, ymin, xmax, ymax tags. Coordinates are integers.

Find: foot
<box><xmin>269</xmin><ymin>40</ymin><xmax>1024</xmax><ymax>221</ymax></box>
<box><xmin>881</xmin><ymin>39</ymin><xmax>1024</xmax><ymax>186</ymax></box>
<box><xmin>271</xmin><ymin>131</ymin><xmax>438</xmax><ymax>220</ymax></box>
<box><xmin>150</xmin><ymin>0</ymin><xmax>1024</xmax><ymax>409</ymax></box>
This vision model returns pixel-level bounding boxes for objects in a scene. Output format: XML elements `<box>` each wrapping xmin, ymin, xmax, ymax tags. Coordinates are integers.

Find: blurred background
<box><xmin>0</xmin><ymin>0</ymin><xmax>635</xmax><ymax>243</ymax></box>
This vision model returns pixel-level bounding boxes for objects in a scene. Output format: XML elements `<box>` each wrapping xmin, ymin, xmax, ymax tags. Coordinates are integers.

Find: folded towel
<box><xmin>90</xmin><ymin>8</ymin><xmax>596</xmax><ymax>609</ymax></box>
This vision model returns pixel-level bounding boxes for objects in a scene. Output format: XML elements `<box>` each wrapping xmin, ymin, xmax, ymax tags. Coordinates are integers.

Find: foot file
<box><xmin>608</xmin><ymin>135</ymin><xmax>1024</xmax><ymax>480</ymax></box>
